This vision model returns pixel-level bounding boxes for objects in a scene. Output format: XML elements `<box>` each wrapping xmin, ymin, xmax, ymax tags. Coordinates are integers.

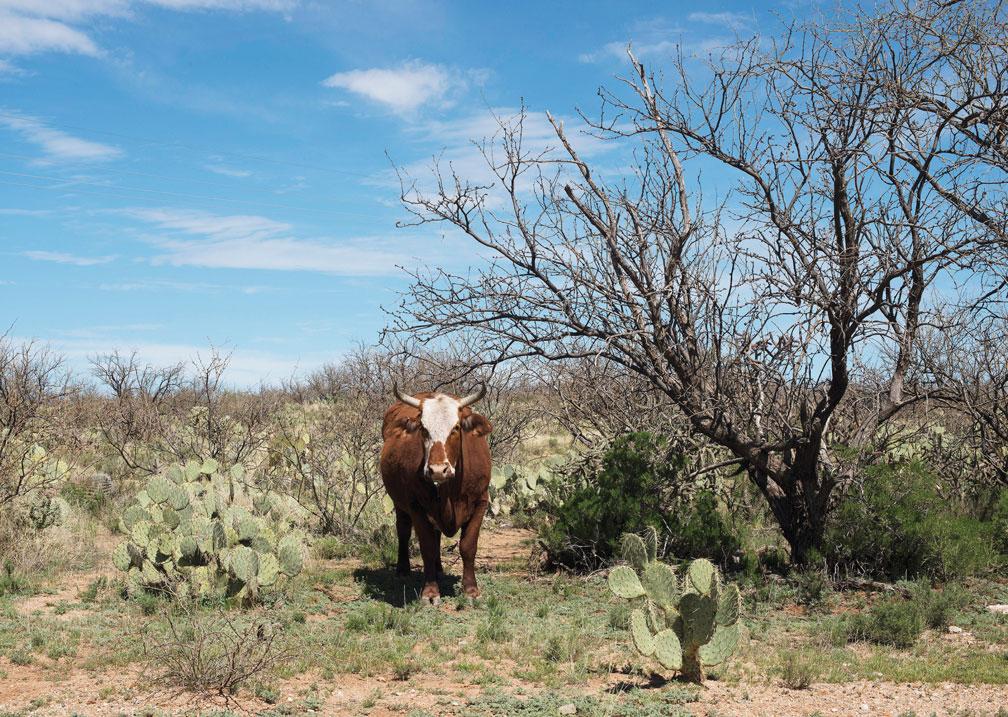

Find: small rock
<box><xmin>948</xmin><ymin>625</ymin><xmax>963</xmax><ymax>634</ymax></box>
<box><xmin>559</xmin><ymin>704</ymin><xmax>577</xmax><ymax>715</ymax></box>
<box><xmin>861</xmin><ymin>704</ymin><xmax>870</xmax><ymax>712</ymax></box>
<box><xmin>987</xmin><ymin>604</ymin><xmax>1008</xmax><ymax>615</ymax></box>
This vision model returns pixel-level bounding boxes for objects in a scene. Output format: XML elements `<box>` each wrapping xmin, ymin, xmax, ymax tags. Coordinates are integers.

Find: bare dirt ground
<box><xmin>2</xmin><ymin>526</ymin><xmax>1006</xmax><ymax>716</ymax></box>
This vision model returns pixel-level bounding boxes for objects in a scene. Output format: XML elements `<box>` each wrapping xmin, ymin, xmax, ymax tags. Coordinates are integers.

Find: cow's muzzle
<box><xmin>426</xmin><ymin>462</ymin><xmax>455</xmax><ymax>483</ymax></box>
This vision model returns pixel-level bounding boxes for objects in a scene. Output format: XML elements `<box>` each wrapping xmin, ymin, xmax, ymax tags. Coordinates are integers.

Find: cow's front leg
<box><xmin>459</xmin><ymin>498</ymin><xmax>488</xmax><ymax>599</ymax></box>
<box><xmin>411</xmin><ymin>513</ymin><xmax>442</xmax><ymax>605</ymax></box>
<box><xmin>394</xmin><ymin>508</ymin><xmax>412</xmax><ymax>577</ymax></box>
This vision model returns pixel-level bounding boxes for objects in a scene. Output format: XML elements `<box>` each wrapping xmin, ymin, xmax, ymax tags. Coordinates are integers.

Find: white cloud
<box><xmin>388</xmin><ymin>107</ymin><xmax>614</xmax><ymax>192</ymax></box>
<box><xmin>0</xmin><ymin>1</ymin><xmax>294</xmax><ymax>57</ymax></box>
<box><xmin>0</xmin><ymin>110</ymin><xmax>122</xmax><ymax>161</ymax></box>
<box><xmin>0</xmin><ymin>12</ymin><xmax>99</xmax><ymax>55</ymax></box>
<box><xmin>34</xmin><ymin>335</ymin><xmax>315</xmax><ymax>387</ymax></box>
<box><xmin>145</xmin><ymin>1</ymin><xmax>295</xmax><ymax>10</ymax></box>
<box><xmin>579</xmin><ymin>14</ymin><xmax>745</xmax><ymax>64</ymax></box>
<box><xmin>23</xmin><ymin>250</ymin><xmax>116</xmax><ymax>265</ymax></box>
<box><xmin>322</xmin><ymin>61</ymin><xmax>485</xmax><ymax>114</ymax></box>
<box><xmin>205</xmin><ymin>164</ymin><xmax>252</xmax><ymax>178</ymax></box>
<box><xmin>687</xmin><ymin>11</ymin><xmax>751</xmax><ymax>31</ymax></box>
<box><xmin>121</xmin><ymin>207</ymin><xmax>412</xmax><ymax>276</ymax></box>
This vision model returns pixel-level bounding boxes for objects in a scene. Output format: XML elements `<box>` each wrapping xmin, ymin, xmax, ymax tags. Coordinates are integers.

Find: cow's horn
<box><xmin>458</xmin><ymin>383</ymin><xmax>486</xmax><ymax>408</ymax></box>
<box><xmin>393</xmin><ymin>382</ymin><xmax>421</xmax><ymax>408</ymax></box>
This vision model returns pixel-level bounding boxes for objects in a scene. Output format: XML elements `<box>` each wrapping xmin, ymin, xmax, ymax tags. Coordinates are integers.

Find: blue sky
<box><xmin>0</xmin><ymin>0</ymin><xmax>778</xmax><ymax>385</ymax></box>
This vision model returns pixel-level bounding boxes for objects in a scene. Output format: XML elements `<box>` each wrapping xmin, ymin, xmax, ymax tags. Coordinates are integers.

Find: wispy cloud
<box><xmin>0</xmin><ymin>12</ymin><xmax>99</xmax><ymax>56</ymax></box>
<box><xmin>0</xmin><ymin>1</ymin><xmax>295</xmax><ymax>57</ymax></box>
<box><xmin>579</xmin><ymin>14</ymin><xmax>747</xmax><ymax>64</ymax></box>
<box><xmin>322</xmin><ymin>60</ymin><xmax>487</xmax><ymax>114</ymax></box>
<box><xmin>0</xmin><ymin>110</ymin><xmax>122</xmax><ymax>162</ymax></box>
<box><xmin>688</xmin><ymin>11</ymin><xmax>751</xmax><ymax>32</ymax></box>
<box><xmin>23</xmin><ymin>250</ymin><xmax>116</xmax><ymax>266</ymax></box>
<box><xmin>121</xmin><ymin>207</ymin><xmax>410</xmax><ymax>276</ymax></box>
<box><xmin>32</xmin><ymin>334</ymin><xmax>315</xmax><ymax>387</ymax></box>
<box><xmin>0</xmin><ymin>59</ymin><xmax>24</xmax><ymax>75</ymax></box>
<box><xmin>0</xmin><ymin>208</ymin><xmax>52</xmax><ymax>216</ymax></box>
<box><xmin>205</xmin><ymin>163</ymin><xmax>252</xmax><ymax>178</ymax></box>
<box><xmin>389</xmin><ymin>107</ymin><xmax>614</xmax><ymax>192</ymax></box>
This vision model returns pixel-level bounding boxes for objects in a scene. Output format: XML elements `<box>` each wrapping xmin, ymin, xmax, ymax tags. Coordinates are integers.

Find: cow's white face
<box><xmin>419</xmin><ymin>394</ymin><xmax>462</xmax><ymax>483</ymax></box>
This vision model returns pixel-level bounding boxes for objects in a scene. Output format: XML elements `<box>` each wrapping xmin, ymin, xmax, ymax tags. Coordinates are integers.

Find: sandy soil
<box><xmin>2</xmin><ymin>526</ymin><xmax>1005</xmax><ymax>716</ymax></box>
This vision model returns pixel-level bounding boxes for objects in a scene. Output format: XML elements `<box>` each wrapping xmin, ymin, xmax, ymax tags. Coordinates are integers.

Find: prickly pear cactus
<box><xmin>607</xmin><ymin>526</ymin><xmax>742</xmax><ymax>682</ymax></box>
<box><xmin>112</xmin><ymin>459</ymin><xmax>308</xmax><ymax>605</ymax></box>
<box><xmin>27</xmin><ymin>493</ymin><xmax>70</xmax><ymax>531</ymax></box>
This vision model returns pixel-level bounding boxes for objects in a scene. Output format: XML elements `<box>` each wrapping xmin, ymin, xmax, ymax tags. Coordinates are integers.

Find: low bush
<box><xmin>849</xmin><ymin>598</ymin><xmax>924</xmax><ymax>648</ymax></box>
<box><xmin>991</xmin><ymin>489</ymin><xmax>1008</xmax><ymax>556</ymax></box>
<box><xmin>908</xmin><ymin>580</ymin><xmax>969</xmax><ymax>631</ymax></box>
<box><xmin>778</xmin><ymin>651</ymin><xmax>818</xmax><ymax>689</ymax></box>
<box><xmin>836</xmin><ymin>582</ymin><xmax>966</xmax><ymax>648</ymax></box>
<box><xmin>538</xmin><ymin>433</ymin><xmax>740</xmax><ymax>570</ymax></box>
<box><xmin>823</xmin><ymin>461</ymin><xmax>1000</xmax><ymax>581</ymax></box>
<box><xmin>143</xmin><ymin>601</ymin><xmax>287</xmax><ymax>697</ymax></box>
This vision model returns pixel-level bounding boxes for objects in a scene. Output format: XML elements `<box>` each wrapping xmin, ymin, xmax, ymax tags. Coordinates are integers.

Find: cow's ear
<box><xmin>397</xmin><ymin>416</ymin><xmax>420</xmax><ymax>434</ymax></box>
<box><xmin>461</xmin><ymin>413</ymin><xmax>492</xmax><ymax>437</ymax></box>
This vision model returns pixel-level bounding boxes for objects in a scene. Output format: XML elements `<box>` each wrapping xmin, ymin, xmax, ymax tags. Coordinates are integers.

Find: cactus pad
<box><xmin>608</xmin><ymin>565</ymin><xmax>646</xmax><ymax>599</ymax></box>
<box><xmin>642</xmin><ymin>525</ymin><xmax>658</xmax><ymax>563</ymax></box>
<box><xmin>687</xmin><ymin>558</ymin><xmax>715</xmax><ymax>594</ymax></box>
<box><xmin>641</xmin><ymin>561</ymin><xmax>678</xmax><ymax>609</ymax></box>
<box><xmin>699</xmin><ymin>623</ymin><xmax>740</xmax><ymax>666</ymax></box>
<box><xmin>629</xmin><ymin>609</ymin><xmax>655</xmax><ymax>656</ymax></box>
<box><xmin>620</xmin><ymin>533</ymin><xmax>649</xmax><ymax>572</ymax></box>
<box><xmin>716</xmin><ymin>583</ymin><xmax>741</xmax><ymax>626</ymax></box>
<box><xmin>654</xmin><ymin>628</ymin><xmax>683</xmax><ymax>670</ymax></box>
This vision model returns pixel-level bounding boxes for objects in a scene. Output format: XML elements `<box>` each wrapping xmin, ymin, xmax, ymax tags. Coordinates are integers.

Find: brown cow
<box><xmin>379</xmin><ymin>384</ymin><xmax>493</xmax><ymax>605</ymax></box>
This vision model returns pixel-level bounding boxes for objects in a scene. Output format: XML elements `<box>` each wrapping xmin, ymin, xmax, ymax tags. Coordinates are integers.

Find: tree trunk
<box><xmin>748</xmin><ymin>457</ymin><xmax>832</xmax><ymax>567</ymax></box>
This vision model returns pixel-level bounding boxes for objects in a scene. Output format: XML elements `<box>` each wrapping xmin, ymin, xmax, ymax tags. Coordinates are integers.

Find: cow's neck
<box><xmin>422</xmin><ymin>473</ymin><xmax>463</xmax><ymax>536</ymax></box>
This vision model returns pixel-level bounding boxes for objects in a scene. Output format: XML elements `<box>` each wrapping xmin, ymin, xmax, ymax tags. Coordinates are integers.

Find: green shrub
<box><xmin>823</xmin><ymin>461</ymin><xmax>1000</xmax><ymax>581</ymax></box>
<box><xmin>60</xmin><ymin>480</ymin><xmax>106</xmax><ymax>517</ymax></box>
<box><xmin>314</xmin><ymin>536</ymin><xmax>347</xmax><ymax>560</ymax></box>
<box><xmin>539</xmin><ymin>433</ymin><xmax>740</xmax><ymax>570</ymax></box>
<box><xmin>847</xmin><ymin>598</ymin><xmax>924</xmax><ymax>648</ymax></box>
<box><xmin>794</xmin><ymin>568</ymin><xmax>831</xmax><ymax>609</ymax></box>
<box><xmin>907</xmin><ymin>580</ymin><xmax>968</xmax><ymax>631</ymax></box>
<box><xmin>991</xmin><ymin>489</ymin><xmax>1008</xmax><ymax>556</ymax></box>
<box><xmin>835</xmin><ymin>582</ymin><xmax>967</xmax><ymax>648</ymax></box>
<box><xmin>778</xmin><ymin>651</ymin><xmax>817</xmax><ymax>689</ymax></box>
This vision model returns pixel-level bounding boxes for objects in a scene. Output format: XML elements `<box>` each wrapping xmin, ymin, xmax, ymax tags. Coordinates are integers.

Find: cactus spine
<box><xmin>607</xmin><ymin>526</ymin><xmax>742</xmax><ymax>682</ymax></box>
<box><xmin>112</xmin><ymin>460</ymin><xmax>307</xmax><ymax>605</ymax></box>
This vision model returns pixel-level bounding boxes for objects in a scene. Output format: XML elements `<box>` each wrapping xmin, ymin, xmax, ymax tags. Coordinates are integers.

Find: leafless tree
<box><xmin>388</xmin><ymin>1</ymin><xmax>1008</xmax><ymax>562</ymax></box>
<box><xmin>91</xmin><ymin>349</ymin><xmax>278</xmax><ymax>478</ymax></box>
<box><xmin>0</xmin><ymin>338</ymin><xmax>76</xmax><ymax>507</ymax></box>
<box><xmin>272</xmin><ymin>348</ymin><xmax>391</xmax><ymax>536</ymax></box>
<box><xmin>918</xmin><ymin>312</ymin><xmax>1008</xmax><ymax>491</ymax></box>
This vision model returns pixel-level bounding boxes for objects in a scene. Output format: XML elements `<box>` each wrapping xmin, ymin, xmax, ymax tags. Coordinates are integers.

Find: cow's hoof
<box><xmin>421</xmin><ymin>583</ymin><xmax>441</xmax><ymax>606</ymax></box>
<box><xmin>464</xmin><ymin>585</ymin><xmax>481</xmax><ymax>600</ymax></box>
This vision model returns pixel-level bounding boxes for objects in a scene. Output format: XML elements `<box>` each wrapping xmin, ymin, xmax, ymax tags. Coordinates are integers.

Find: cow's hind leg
<box><xmin>411</xmin><ymin>513</ymin><xmax>442</xmax><ymax>605</ymax></box>
<box><xmin>459</xmin><ymin>499</ymin><xmax>488</xmax><ymax>599</ymax></box>
<box><xmin>394</xmin><ymin>508</ymin><xmax>412</xmax><ymax>577</ymax></box>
